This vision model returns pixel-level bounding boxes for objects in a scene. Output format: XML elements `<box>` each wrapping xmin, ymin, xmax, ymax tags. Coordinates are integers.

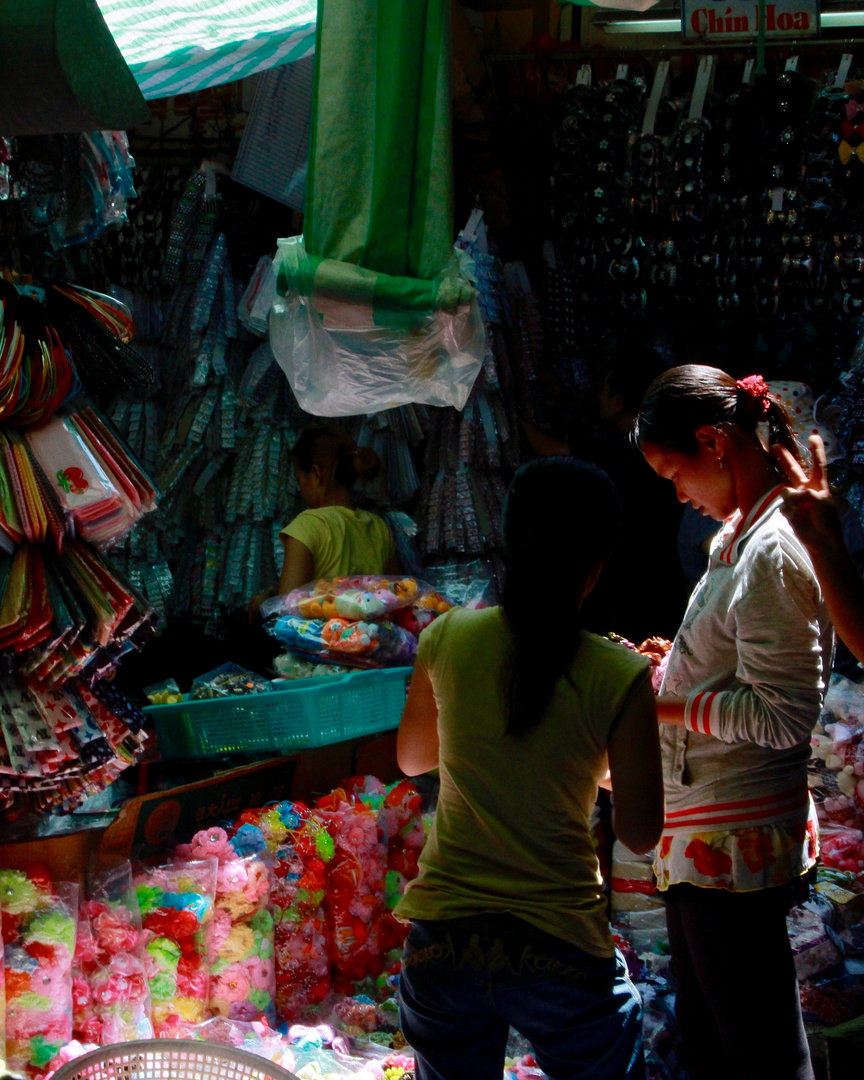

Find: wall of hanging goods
<box><xmin>0</xmin><ymin>267</ymin><xmax>160</xmax><ymax>818</ymax></box>
<box><xmin>470</xmin><ymin>46</ymin><xmax>864</xmax><ymax>507</ymax></box>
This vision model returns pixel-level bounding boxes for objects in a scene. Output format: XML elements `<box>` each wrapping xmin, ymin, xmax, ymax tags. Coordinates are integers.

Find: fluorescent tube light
<box><xmin>823</xmin><ymin>10</ymin><xmax>864</xmax><ymax>25</ymax></box>
<box><xmin>600</xmin><ymin>17</ymin><xmax>681</xmax><ymax>33</ymax></box>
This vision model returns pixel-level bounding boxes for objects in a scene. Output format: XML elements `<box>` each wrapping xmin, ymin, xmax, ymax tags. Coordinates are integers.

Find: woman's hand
<box><xmin>774</xmin><ymin>434</ymin><xmax>864</xmax><ymax>665</ymax></box>
<box><xmin>248</xmin><ymin>588</ymin><xmax>274</xmax><ymax>626</ymax></box>
<box><xmin>772</xmin><ymin>434</ymin><xmax>843</xmax><ymax>552</ymax></box>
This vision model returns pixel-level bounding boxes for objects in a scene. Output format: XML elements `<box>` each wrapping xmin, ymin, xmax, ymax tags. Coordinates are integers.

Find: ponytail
<box><xmin>501</xmin><ymin>459</ymin><xmax>621</xmax><ymax>737</ymax></box>
<box><xmin>636</xmin><ymin>365</ymin><xmax>802</xmax><ymax>464</ymax></box>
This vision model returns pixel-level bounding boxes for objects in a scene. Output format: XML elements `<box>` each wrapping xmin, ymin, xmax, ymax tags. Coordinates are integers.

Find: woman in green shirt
<box><xmin>396</xmin><ymin>458</ymin><xmax>664</xmax><ymax>1080</ymax></box>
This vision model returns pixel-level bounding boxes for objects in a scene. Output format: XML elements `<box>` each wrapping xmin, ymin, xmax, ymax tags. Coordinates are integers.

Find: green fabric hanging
<box><xmin>304</xmin><ymin>0</ymin><xmax>454</xmax><ymax>285</ymax></box>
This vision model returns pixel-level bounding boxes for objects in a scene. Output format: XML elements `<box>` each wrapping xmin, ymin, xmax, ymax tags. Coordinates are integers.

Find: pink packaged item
<box><xmin>0</xmin><ymin>866</ymin><xmax>78</xmax><ymax>1077</ymax></box>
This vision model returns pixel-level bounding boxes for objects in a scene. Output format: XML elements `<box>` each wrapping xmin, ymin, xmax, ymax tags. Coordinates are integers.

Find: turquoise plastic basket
<box><xmin>144</xmin><ymin>667</ymin><xmax>411</xmax><ymax>758</ymax></box>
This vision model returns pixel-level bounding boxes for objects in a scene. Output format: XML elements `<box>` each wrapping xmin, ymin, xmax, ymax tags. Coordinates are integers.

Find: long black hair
<box><xmin>501</xmin><ymin>458</ymin><xmax>622</xmax><ymax>737</ymax></box>
<box><xmin>634</xmin><ymin>364</ymin><xmax>801</xmax><ymax>463</ymax></box>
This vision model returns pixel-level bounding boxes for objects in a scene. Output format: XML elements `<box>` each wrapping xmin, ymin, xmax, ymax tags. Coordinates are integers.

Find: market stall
<box><xmin>1</xmin><ymin>2</ymin><xmax>864</xmax><ymax>1078</ymax></box>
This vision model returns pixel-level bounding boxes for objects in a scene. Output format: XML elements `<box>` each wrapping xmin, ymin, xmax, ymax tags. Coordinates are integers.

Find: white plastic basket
<box><xmin>49</xmin><ymin>1039</ymin><xmax>299</xmax><ymax>1080</ymax></box>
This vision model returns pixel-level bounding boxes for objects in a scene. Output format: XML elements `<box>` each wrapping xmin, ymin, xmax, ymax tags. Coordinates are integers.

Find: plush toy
<box><xmin>392</xmin><ymin>606</ymin><xmax>437</xmax><ymax>637</ymax></box>
<box><xmin>321</xmin><ymin>619</ymin><xmax>380</xmax><ymax>655</ymax></box>
<box><xmin>415</xmin><ymin>588</ymin><xmax>452</xmax><ymax>614</ymax></box>
<box><xmin>335</xmin><ymin>590</ymin><xmax>390</xmax><ymax>621</ymax></box>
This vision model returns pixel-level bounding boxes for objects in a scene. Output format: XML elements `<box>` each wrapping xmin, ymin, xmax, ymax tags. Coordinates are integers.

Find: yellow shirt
<box><xmin>395</xmin><ymin>606</ymin><xmax>652</xmax><ymax>957</ymax></box>
<box><xmin>281</xmin><ymin>506</ymin><xmax>395</xmax><ymax>579</ymax></box>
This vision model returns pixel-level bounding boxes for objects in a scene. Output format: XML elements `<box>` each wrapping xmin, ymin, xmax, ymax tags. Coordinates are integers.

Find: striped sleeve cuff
<box><xmin>685</xmin><ymin>691</ymin><xmax>721</xmax><ymax>736</ymax></box>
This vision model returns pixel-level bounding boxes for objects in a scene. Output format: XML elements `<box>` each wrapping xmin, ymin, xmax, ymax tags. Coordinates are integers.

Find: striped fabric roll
<box><xmin>96</xmin><ymin>0</ymin><xmax>316</xmax><ymax>100</ymax></box>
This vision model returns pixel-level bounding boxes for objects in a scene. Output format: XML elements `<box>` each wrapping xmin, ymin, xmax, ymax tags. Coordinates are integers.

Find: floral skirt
<box><xmin>654</xmin><ymin>800</ymin><xmax>820</xmax><ymax>892</ymax></box>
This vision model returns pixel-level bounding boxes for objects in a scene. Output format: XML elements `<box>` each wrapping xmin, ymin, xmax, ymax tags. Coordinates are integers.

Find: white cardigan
<box><xmin>659</xmin><ymin>486</ymin><xmax>834</xmax><ymax>835</ymax></box>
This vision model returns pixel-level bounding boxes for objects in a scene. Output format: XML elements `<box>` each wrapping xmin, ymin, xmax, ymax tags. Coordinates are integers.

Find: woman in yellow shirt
<box><xmin>249</xmin><ymin>425</ymin><xmax>398</xmax><ymax>620</ymax></box>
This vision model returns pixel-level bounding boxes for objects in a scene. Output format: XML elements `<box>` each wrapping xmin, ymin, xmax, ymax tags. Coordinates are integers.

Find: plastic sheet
<box><xmin>269</xmin><ymin>237</ymin><xmax>485</xmax><ymax>416</ymax></box>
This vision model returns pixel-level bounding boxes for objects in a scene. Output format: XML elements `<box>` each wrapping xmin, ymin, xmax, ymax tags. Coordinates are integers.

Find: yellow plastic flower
<box><xmin>175</xmin><ymin>996</ymin><xmax>206</xmax><ymax>1022</ymax></box>
<box><xmin>220</xmin><ymin>924</ymin><xmax>255</xmax><ymax>962</ymax></box>
<box><xmin>217</xmin><ymin>892</ymin><xmax>257</xmax><ymax>921</ymax></box>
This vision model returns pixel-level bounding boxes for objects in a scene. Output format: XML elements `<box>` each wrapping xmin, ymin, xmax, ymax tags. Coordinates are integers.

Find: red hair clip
<box><xmin>736</xmin><ymin>374</ymin><xmax>772</xmax><ymax>419</ymax></box>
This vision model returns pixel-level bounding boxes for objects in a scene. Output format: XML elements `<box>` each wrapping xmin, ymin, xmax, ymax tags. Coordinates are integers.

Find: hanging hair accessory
<box><xmin>736</xmin><ymin>374</ymin><xmax>772</xmax><ymax>420</ymax></box>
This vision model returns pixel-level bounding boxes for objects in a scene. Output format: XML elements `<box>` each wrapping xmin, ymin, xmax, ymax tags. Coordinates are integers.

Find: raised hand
<box><xmin>772</xmin><ymin>434</ymin><xmax>841</xmax><ymax>550</ymax></box>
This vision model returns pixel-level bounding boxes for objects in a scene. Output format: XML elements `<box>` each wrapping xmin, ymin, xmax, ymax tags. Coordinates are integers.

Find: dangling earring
<box><xmin>718</xmin><ymin>456</ymin><xmax>724</xmax><ymax>470</ymax></box>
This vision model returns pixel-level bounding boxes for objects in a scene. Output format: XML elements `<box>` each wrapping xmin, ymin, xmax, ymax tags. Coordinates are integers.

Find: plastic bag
<box><xmin>273</xmin><ymin>654</ymin><xmax>353</xmax><ymax>680</ymax></box>
<box><xmin>269</xmin><ymin>236</ymin><xmax>485</xmax><ymax>416</ymax></box>
<box><xmin>314</xmin><ymin>793</ymin><xmax>387</xmax><ymax>994</ymax></box>
<box><xmin>425</xmin><ymin>560</ymin><xmax>498</xmax><ymax>609</ymax></box>
<box><xmin>266</xmin><ymin>616</ymin><xmax>417</xmax><ymax>669</ymax></box>
<box><xmin>208</xmin><ymin>848</ymin><xmax>275</xmax><ymax>1023</ymax></box>
<box><xmin>79</xmin><ymin>864</ymin><xmax>153</xmax><ymax>1044</ymax></box>
<box><xmin>271</xmin><ymin>808</ymin><xmax>335</xmax><ymax>1022</ymax></box>
<box><xmin>190</xmin><ymin>663</ymin><xmax>273</xmax><ymax>700</ymax></box>
<box><xmin>143</xmin><ymin>677</ymin><xmax>183</xmax><ymax>705</ymax></box>
<box><xmin>133</xmin><ymin>859</ymin><xmax>216</xmax><ymax>1034</ymax></box>
<box><xmin>261</xmin><ymin>574</ymin><xmax>452</xmax><ymax>623</ymax></box>
<box><xmin>188</xmin><ymin>1016</ymin><xmax>296</xmax><ymax>1072</ymax></box>
<box><xmin>0</xmin><ymin>867</ymin><xmax>78</xmax><ymax>1074</ymax></box>
<box><xmin>811</xmin><ymin>674</ymin><xmax>864</xmax><ymax>830</ymax></box>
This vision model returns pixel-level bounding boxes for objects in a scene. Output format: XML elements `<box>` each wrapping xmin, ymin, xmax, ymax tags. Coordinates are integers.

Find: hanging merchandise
<box><xmin>0</xmin><ymin>267</ymin><xmax>158</xmax><ymax>821</ymax></box>
<box><xmin>0</xmin><ymin>274</ymin><xmax>153</xmax><ymax>429</ymax></box>
<box><xmin>106</xmin><ymin>164</ymin><xmax>430</xmax><ymax>634</ymax></box>
<box><xmin>268</xmin><ymin>0</ymin><xmax>485</xmax><ymax>416</ymax></box>
<box><xmin>544</xmin><ymin>68</ymin><xmax>864</xmax><ymax>391</ymax></box>
<box><xmin>416</xmin><ymin>212</ymin><xmax>523</xmax><ymax>591</ymax></box>
<box><xmin>6</xmin><ymin>132</ymin><xmax>138</xmax><ymax>250</ymax></box>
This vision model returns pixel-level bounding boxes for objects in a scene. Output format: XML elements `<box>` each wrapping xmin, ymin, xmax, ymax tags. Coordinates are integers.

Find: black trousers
<box><xmin>664</xmin><ymin>883</ymin><xmax>814</xmax><ymax>1080</ymax></box>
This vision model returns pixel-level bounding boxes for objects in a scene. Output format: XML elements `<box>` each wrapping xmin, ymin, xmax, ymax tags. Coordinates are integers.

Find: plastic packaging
<box><xmin>314</xmin><ymin>792</ymin><xmax>387</xmax><ymax>994</ymax></box>
<box><xmin>190</xmin><ymin>663</ymin><xmax>274</xmax><ymax>700</ymax></box>
<box><xmin>174</xmin><ymin>830</ymin><xmax>277</xmax><ymax>1023</ymax></box>
<box><xmin>82</xmin><ymin>864</ymin><xmax>153</xmax><ymax>1045</ymax></box>
<box><xmin>269</xmin><ymin>236</ymin><xmax>486</xmax><ymax>416</ymax></box>
<box><xmin>261</xmin><ymin>575</ymin><xmax>452</xmax><ymax>624</ymax></box>
<box><xmin>425</xmin><ymin>561</ymin><xmax>498</xmax><ymax>609</ymax></box>
<box><xmin>270</xmin><ymin>808</ymin><xmax>335</xmax><ymax>1022</ymax></box>
<box><xmin>272</xmin><ymin>654</ymin><xmax>353</xmax><ymax>680</ymax></box>
<box><xmin>143</xmin><ymin>678</ymin><xmax>183</xmax><ymax>705</ymax></box>
<box><xmin>346</xmin><ymin>777</ymin><xmax>424</xmax><ymax>964</ymax></box>
<box><xmin>133</xmin><ymin>859</ymin><xmax>216</xmax><ymax>1034</ymax></box>
<box><xmin>810</xmin><ymin>674</ymin><xmax>864</xmax><ymax>831</ymax></box>
<box><xmin>0</xmin><ymin>867</ymin><xmax>78</xmax><ymax>1075</ymax></box>
<box><xmin>188</xmin><ymin>1016</ymin><xmax>296</xmax><ymax>1073</ymax></box>
<box><xmin>266</xmin><ymin>616</ymin><xmax>417</xmax><ymax>669</ymax></box>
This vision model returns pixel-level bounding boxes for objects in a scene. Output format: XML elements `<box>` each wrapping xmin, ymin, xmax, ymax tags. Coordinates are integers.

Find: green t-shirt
<box><xmin>396</xmin><ymin>606</ymin><xmax>652</xmax><ymax>957</ymax></box>
<box><xmin>281</xmin><ymin>506</ymin><xmax>395</xmax><ymax>579</ymax></box>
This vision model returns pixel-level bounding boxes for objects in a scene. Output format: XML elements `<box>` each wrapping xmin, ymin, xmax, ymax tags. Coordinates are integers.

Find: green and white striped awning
<box><xmin>96</xmin><ymin>0</ymin><xmax>317</xmax><ymax>100</ymax></box>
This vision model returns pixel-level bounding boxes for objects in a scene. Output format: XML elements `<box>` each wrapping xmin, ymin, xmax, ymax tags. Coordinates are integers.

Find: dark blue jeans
<box><xmin>399</xmin><ymin>914</ymin><xmax>644</xmax><ymax>1080</ymax></box>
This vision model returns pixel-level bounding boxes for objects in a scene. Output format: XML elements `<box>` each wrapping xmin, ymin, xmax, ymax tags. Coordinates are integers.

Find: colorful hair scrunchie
<box><xmin>736</xmin><ymin>374</ymin><xmax>772</xmax><ymax>420</ymax></box>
